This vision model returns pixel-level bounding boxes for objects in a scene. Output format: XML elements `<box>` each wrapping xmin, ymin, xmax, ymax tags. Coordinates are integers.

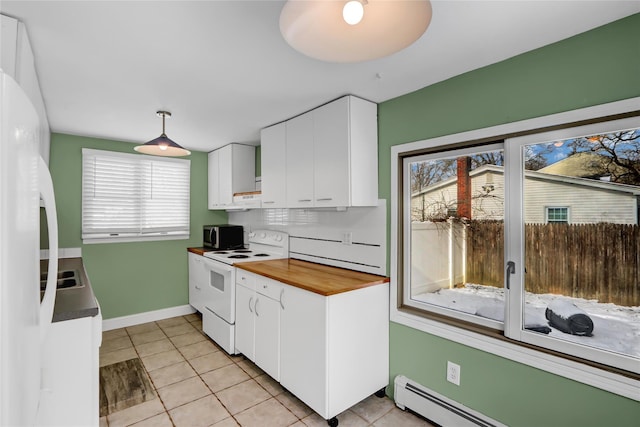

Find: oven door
<box><xmin>200</xmin><ymin>257</ymin><xmax>235</xmax><ymax>323</ymax></box>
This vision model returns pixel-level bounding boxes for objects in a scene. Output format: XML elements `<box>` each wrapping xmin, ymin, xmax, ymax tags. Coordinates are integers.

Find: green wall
<box><xmin>379</xmin><ymin>14</ymin><xmax>640</xmax><ymax>427</ymax></box>
<box><xmin>48</xmin><ymin>133</ymin><xmax>226</xmax><ymax>319</ymax></box>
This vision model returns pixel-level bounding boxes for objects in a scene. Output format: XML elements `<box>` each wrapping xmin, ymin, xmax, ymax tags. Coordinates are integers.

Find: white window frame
<box><xmin>390</xmin><ymin>97</ymin><xmax>640</xmax><ymax>401</ymax></box>
<box><xmin>82</xmin><ymin>149</ymin><xmax>191</xmax><ymax>244</ymax></box>
<box><xmin>545</xmin><ymin>206</ymin><xmax>570</xmax><ymax>223</ymax></box>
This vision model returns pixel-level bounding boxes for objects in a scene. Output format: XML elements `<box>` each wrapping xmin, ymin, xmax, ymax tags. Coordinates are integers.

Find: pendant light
<box><xmin>134</xmin><ymin>111</ymin><xmax>191</xmax><ymax>157</ymax></box>
<box><xmin>280</xmin><ymin>0</ymin><xmax>432</xmax><ymax>63</ymax></box>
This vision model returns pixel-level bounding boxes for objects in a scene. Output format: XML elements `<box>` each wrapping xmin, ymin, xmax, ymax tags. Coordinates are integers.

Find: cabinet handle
<box><xmin>195</xmin><ymin>285</ymin><xmax>201</xmax><ymax>290</ymax></box>
<box><xmin>263</xmin><ymin>201</ymin><xmax>275</xmax><ymax>204</ymax></box>
<box><xmin>279</xmin><ymin>289</ymin><xmax>285</xmax><ymax>310</ymax></box>
<box><xmin>298</xmin><ymin>199</ymin><xmax>312</xmax><ymax>202</ymax></box>
<box><xmin>249</xmin><ymin>296</ymin><xmax>254</xmax><ymax>313</ymax></box>
<box><xmin>255</xmin><ymin>299</ymin><xmax>260</xmax><ymax>317</ymax></box>
<box><xmin>316</xmin><ymin>198</ymin><xmax>333</xmax><ymax>201</ymax></box>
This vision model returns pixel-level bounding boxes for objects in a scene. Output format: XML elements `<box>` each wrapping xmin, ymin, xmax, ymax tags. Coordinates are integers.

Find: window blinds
<box><xmin>82</xmin><ymin>148</ymin><xmax>190</xmax><ymax>242</ymax></box>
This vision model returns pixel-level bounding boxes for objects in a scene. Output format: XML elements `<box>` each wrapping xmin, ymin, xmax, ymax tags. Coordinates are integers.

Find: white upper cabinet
<box><xmin>285</xmin><ymin>111</ymin><xmax>314</xmax><ymax>208</ymax></box>
<box><xmin>260</xmin><ymin>123</ymin><xmax>287</xmax><ymax>208</ymax></box>
<box><xmin>208</xmin><ymin>143</ymin><xmax>255</xmax><ymax>210</ymax></box>
<box><xmin>1</xmin><ymin>15</ymin><xmax>50</xmax><ymax>165</ymax></box>
<box><xmin>260</xmin><ymin>95</ymin><xmax>378</xmax><ymax>209</ymax></box>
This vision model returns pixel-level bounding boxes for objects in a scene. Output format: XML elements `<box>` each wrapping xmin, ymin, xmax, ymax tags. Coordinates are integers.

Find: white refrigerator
<box><xmin>0</xmin><ymin>70</ymin><xmax>59</xmax><ymax>425</ymax></box>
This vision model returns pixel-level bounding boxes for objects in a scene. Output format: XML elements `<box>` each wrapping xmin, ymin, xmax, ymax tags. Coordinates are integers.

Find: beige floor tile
<box><xmin>99</xmin><ymin>347</ymin><xmax>137</xmax><ymax>367</ymax></box>
<box><xmin>236</xmin><ymin>359</ymin><xmax>264</xmax><ymax>378</ymax></box>
<box><xmin>130</xmin><ymin>329</ymin><xmax>167</xmax><ymax>346</ymax></box>
<box><xmin>200</xmin><ymin>364</ymin><xmax>250</xmax><ymax>393</ymax></box>
<box><xmin>183</xmin><ymin>313</ymin><xmax>201</xmax><ymax>323</ymax></box>
<box><xmin>178</xmin><ymin>339</ymin><xmax>218</xmax><ymax>359</ymax></box>
<box><xmin>157</xmin><ymin>376</ymin><xmax>211</xmax><ymax>410</ymax></box>
<box><xmin>275</xmin><ymin>391</ymin><xmax>314</xmax><ymax>419</ymax></box>
<box><xmin>372</xmin><ymin>407</ymin><xmax>433</xmax><ymax>427</ymax></box>
<box><xmin>170</xmin><ymin>331</ymin><xmax>208</xmax><ymax>347</ymax></box>
<box><xmin>99</xmin><ymin>416</ymin><xmax>108</xmax><ymax>427</ymax></box>
<box><xmin>289</xmin><ymin>422</ymin><xmax>306</xmax><ymax>427</ymax></box>
<box><xmin>157</xmin><ymin>316</ymin><xmax>188</xmax><ymax>328</ymax></box>
<box><xmin>300</xmin><ymin>412</ymin><xmax>328</xmax><ymax>427</ymax></box>
<box><xmin>169</xmin><ymin>395</ymin><xmax>230</xmax><ymax>427</ymax></box>
<box><xmin>126</xmin><ymin>322</ymin><xmax>160</xmax><ymax>336</ymax></box>
<box><xmin>106</xmin><ymin>397</ymin><xmax>165</xmax><ymax>427</ymax></box>
<box><xmin>188</xmin><ymin>350</ymin><xmax>233</xmax><ymax>374</ymax></box>
<box><xmin>335</xmin><ymin>410</ymin><xmax>369</xmax><ymax>427</ymax></box>
<box><xmin>162</xmin><ymin>322</ymin><xmax>197</xmax><ymax>337</ymax></box>
<box><xmin>255</xmin><ymin>373</ymin><xmax>285</xmax><ymax>396</ymax></box>
<box><xmin>349</xmin><ymin>395</ymin><xmax>395</xmax><ymax>423</ymax></box>
<box><xmin>129</xmin><ymin>411</ymin><xmax>173</xmax><ymax>427</ymax></box>
<box><xmin>141</xmin><ymin>349</ymin><xmax>185</xmax><ymax>372</ymax></box>
<box><xmin>215</xmin><ymin>379</ymin><xmax>271</xmax><ymax>415</ymax></box>
<box><xmin>148</xmin><ymin>361</ymin><xmax>197</xmax><ymax>389</ymax></box>
<box><xmin>135</xmin><ymin>338</ymin><xmax>175</xmax><ymax>357</ymax></box>
<box><xmin>100</xmin><ymin>335</ymin><xmax>133</xmax><ymax>354</ymax></box>
<box><xmin>102</xmin><ymin>328</ymin><xmax>128</xmax><ymax>340</ymax></box>
<box><xmin>234</xmin><ymin>397</ymin><xmax>298</xmax><ymax>427</ymax></box>
<box><xmin>213</xmin><ymin>417</ymin><xmax>239</xmax><ymax>427</ymax></box>
<box><xmin>190</xmin><ymin>319</ymin><xmax>203</xmax><ymax>331</ymax></box>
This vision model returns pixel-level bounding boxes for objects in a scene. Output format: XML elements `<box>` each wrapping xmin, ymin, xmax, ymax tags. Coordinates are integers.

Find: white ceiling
<box><xmin>1</xmin><ymin>1</ymin><xmax>638</xmax><ymax>153</ymax></box>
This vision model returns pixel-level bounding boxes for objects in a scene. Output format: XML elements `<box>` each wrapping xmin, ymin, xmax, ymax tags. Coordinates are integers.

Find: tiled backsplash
<box><xmin>228</xmin><ymin>200</ymin><xmax>387</xmax><ymax>276</ymax></box>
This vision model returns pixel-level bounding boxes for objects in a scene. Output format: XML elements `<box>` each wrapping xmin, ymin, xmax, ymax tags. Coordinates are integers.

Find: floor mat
<box><xmin>99</xmin><ymin>358</ymin><xmax>157</xmax><ymax>417</ymax></box>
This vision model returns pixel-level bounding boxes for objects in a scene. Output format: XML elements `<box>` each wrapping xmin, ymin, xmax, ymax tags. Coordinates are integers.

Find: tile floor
<box><xmin>99</xmin><ymin>313</ymin><xmax>434</xmax><ymax>427</ymax></box>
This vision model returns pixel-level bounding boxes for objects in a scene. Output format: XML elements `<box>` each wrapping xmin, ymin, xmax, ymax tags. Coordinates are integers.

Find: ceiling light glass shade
<box><xmin>343</xmin><ymin>1</ymin><xmax>364</xmax><ymax>25</ymax></box>
<box><xmin>280</xmin><ymin>0</ymin><xmax>432</xmax><ymax>63</ymax></box>
<box><xmin>134</xmin><ymin>111</ymin><xmax>191</xmax><ymax>157</ymax></box>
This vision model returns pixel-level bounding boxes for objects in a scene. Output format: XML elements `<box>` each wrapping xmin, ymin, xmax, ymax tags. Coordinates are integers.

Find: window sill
<box><xmin>390</xmin><ymin>303</ymin><xmax>639</xmax><ymax>401</ymax></box>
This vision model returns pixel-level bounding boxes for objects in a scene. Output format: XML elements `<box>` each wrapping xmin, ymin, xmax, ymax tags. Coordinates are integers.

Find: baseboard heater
<box><xmin>394</xmin><ymin>376</ymin><xmax>506</xmax><ymax>427</ymax></box>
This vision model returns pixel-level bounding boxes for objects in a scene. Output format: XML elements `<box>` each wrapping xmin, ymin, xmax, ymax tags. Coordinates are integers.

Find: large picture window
<box><xmin>391</xmin><ymin>100</ymin><xmax>640</xmax><ymax>398</ymax></box>
<box><xmin>82</xmin><ymin>149</ymin><xmax>190</xmax><ymax>243</ymax></box>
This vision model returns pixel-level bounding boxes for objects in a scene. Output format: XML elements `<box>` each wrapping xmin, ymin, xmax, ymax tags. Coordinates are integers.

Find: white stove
<box><xmin>199</xmin><ymin>229</ymin><xmax>288</xmax><ymax>355</ymax></box>
<box><xmin>204</xmin><ymin>229</ymin><xmax>289</xmax><ymax>265</ymax></box>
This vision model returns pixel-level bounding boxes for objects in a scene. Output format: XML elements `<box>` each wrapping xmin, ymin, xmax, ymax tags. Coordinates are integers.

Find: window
<box><xmin>546</xmin><ymin>207</ymin><xmax>569</xmax><ymax>223</ymax></box>
<box><xmin>82</xmin><ymin>149</ymin><xmax>190</xmax><ymax>243</ymax></box>
<box><xmin>391</xmin><ymin>100</ymin><xmax>640</xmax><ymax>398</ymax></box>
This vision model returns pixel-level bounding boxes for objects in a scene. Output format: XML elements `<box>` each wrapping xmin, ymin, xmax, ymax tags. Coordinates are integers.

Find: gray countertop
<box><xmin>40</xmin><ymin>257</ymin><xmax>100</xmax><ymax>322</ymax></box>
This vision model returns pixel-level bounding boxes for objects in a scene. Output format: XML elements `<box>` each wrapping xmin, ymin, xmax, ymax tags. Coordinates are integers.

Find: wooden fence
<box><xmin>465</xmin><ymin>221</ymin><xmax>640</xmax><ymax>307</ymax></box>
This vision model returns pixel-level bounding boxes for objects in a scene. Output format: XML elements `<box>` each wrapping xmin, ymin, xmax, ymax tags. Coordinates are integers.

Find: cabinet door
<box><xmin>314</xmin><ymin>97</ymin><xmax>350</xmax><ymax>207</ymax></box>
<box><xmin>285</xmin><ymin>112</ymin><xmax>314</xmax><ymax>208</ymax></box>
<box><xmin>254</xmin><ymin>295</ymin><xmax>280</xmax><ymax>381</ymax></box>
<box><xmin>208</xmin><ymin>150</ymin><xmax>220</xmax><ymax>209</ymax></box>
<box><xmin>235</xmin><ymin>284</ymin><xmax>255</xmax><ymax>359</ymax></box>
<box><xmin>280</xmin><ymin>284</ymin><xmax>327</xmax><ymax>417</ymax></box>
<box><xmin>217</xmin><ymin>145</ymin><xmax>233</xmax><ymax>206</ymax></box>
<box><xmin>260</xmin><ymin>123</ymin><xmax>287</xmax><ymax>208</ymax></box>
<box><xmin>1</xmin><ymin>15</ymin><xmax>18</xmax><ymax>82</ymax></box>
<box><xmin>187</xmin><ymin>253</ymin><xmax>205</xmax><ymax>312</ymax></box>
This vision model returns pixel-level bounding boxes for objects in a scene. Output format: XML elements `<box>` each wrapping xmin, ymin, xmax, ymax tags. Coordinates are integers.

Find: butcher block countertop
<box><xmin>187</xmin><ymin>247</ymin><xmax>208</xmax><ymax>256</ymax></box>
<box><xmin>236</xmin><ymin>258</ymin><xmax>389</xmax><ymax>296</ymax></box>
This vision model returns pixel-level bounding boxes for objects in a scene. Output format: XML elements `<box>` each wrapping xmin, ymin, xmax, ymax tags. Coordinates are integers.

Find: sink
<box><xmin>40</xmin><ymin>269</ymin><xmax>84</xmax><ymax>291</ymax></box>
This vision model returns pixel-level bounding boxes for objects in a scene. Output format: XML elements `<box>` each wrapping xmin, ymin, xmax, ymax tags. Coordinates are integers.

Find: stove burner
<box><xmin>228</xmin><ymin>254</ymin><xmax>250</xmax><ymax>259</ymax></box>
<box><xmin>233</xmin><ymin>250</ymin><xmax>251</xmax><ymax>253</ymax></box>
<box><xmin>211</xmin><ymin>251</ymin><xmax>229</xmax><ymax>255</ymax></box>
<box><xmin>254</xmin><ymin>253</ymin><xmax>270</xmax><ymax>257</ymax></box>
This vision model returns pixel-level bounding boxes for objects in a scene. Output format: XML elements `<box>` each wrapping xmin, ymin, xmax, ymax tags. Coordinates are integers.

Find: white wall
<box><xmin>228</xmin><ymin>200</ymin><xmax>387</xmax><ymax>276</ymax></box>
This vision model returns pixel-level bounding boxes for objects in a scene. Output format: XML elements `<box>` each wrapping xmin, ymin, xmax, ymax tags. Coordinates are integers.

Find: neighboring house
<box><xmin>411</xmin><ymin>164</ymin><xmax>640</xmax><ymax>224</ymax></box>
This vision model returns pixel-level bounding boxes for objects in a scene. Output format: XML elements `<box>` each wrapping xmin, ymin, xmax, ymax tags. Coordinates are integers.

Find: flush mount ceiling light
<box><xmin>280</xmin><ymin>0</ymin><xmax>432</xmax><ymax>63</ymax></box>
<box><xmin>134</xmin><ymin>111</ymin><xmax>191</xmax><ymax>157</ymax></box>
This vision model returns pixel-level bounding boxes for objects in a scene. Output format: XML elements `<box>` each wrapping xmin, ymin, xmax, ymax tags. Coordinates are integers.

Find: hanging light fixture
<box><xmin>134</xmin><ymin>111</ymin><xmax>191</xmax><ymax>157</ymax></box>
<box><xmin>280</xmin><ymin>0</ymin><xmax>432</xmax><ymax>63</ymax></box>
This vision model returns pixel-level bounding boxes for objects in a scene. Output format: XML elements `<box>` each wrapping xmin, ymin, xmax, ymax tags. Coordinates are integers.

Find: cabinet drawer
<box><xmin>236</xmin><ymin>270</ymin><xmax>256</xmax><ymax>290</ymax></box>
<box><xmin>256</xmin><ymin>276</ymin><xmax>282</xmax><ymax>300</ymax></box>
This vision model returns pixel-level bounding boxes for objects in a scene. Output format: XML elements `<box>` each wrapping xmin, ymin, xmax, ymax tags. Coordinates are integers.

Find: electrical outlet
<box><xmin>447</xmin><ymin>361</ymin><xmax>461</xmax><ymax>386</ymax></box>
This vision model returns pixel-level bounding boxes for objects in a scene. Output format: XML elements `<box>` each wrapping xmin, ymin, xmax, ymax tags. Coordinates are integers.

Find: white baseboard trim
<box><xmin>102</xmin><ymin>304</ymin><xmax>197</xmax><ymax>331</ymax></box>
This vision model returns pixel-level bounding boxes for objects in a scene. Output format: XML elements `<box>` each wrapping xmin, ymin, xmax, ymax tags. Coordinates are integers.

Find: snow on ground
<box><xmin>414</xmin><ymin>284</ymin><xmax>640</xmax><ymax>358</ymax></box>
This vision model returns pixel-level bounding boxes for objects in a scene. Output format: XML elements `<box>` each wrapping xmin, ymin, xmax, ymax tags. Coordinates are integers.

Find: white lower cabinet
<box><xmin>188</xmin><ymin>252</ymin><xmax>206</xmax><ymax>312</ymax></box>
<box><xmin>235</xmin><ymin>271</ymin><xmax>281</xmax><ymax>381</ymax></box>
<box><xmin>235</xmin><ymin>268</ymin><xmax>389</xmax><ymax>424</ymax></box>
